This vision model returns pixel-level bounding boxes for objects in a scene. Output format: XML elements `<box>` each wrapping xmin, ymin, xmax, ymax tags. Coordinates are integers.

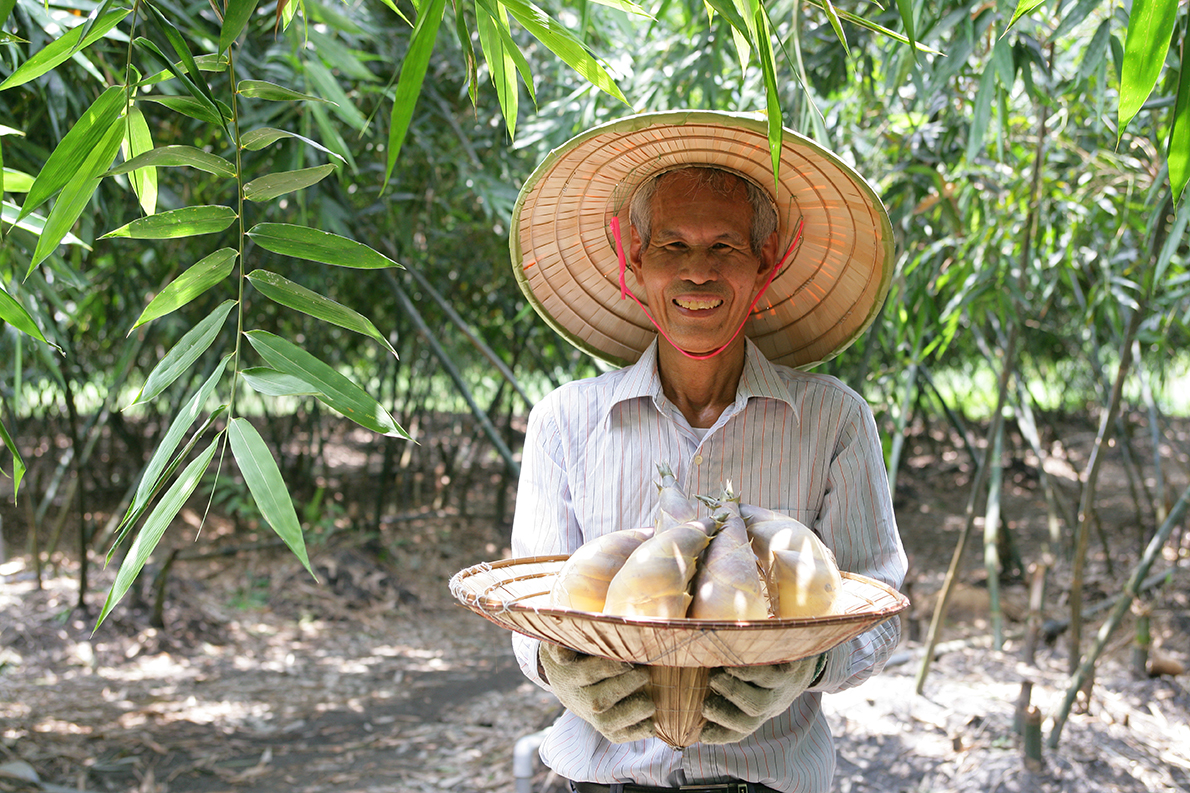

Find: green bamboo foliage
<box><xmin>1007</xmin><ymin>0</ymin><xmax>1190</xmax><ymax>199</ymax></box>
<box><xmin>0</xmin><ymin>0</ymin><xmax>415</xmax><ymax>627</ymax></box>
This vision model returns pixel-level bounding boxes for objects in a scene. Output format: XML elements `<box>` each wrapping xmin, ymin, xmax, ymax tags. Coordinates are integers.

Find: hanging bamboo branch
<box><xmin>1048</xmin><ymin>480</ymin><xmax>1190</xmax><ymax>748</ymax></box>
<box><xmin>400</xmin><ymin>259</ymin><xmax>535</xmax><ymax>409</ymax></box>
<box><xmin>383</xmin><ymin>270</ymin><xmax>521</xmax><ymax>479</ymax></box>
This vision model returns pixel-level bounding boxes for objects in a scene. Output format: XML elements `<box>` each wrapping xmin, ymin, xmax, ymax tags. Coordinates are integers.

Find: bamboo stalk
<box><xmin>1048</xmin><ymin>479</ymin><xmax>1190</xmax><ymax>748</ymax></box>
<box><xmin>1132</xmin><ymin>343</ymin><xmax>1167</xmax><ymax>527</ymax></box>
<box><xmin>886</xmin><ymin>344</ymin><xmax>921</xmax><ymax>503</ymax></box>
<box><xmin>1068</xmin><ymin>304</ymin><xmax>1143</xmax><ymax>674</ymax></box>
<box><xmin>984</xmin><ymin>418</ymin><xmax>1005</xmax><ymax>651</ymax></box>
<box><xmin>915</xmin><ymin>322</ymin><xmax>1017</xmax><ymax>694</ymax></box>
<box><xmin>1131</xmin><ymin>601</ymin><xmax>1151</xmax><ymax>679</ymax></box>
<box><xmin>1024</xmin><ymin>706</ymin><xmax>1042</xmax><ymax>770</ymax></box>
<box><xmin>1011</xmin><ymin>371</ymin><xmax>1074</xmax><ymax>551</ymax></box>
<box><xmin>1023</xmin><ymin>561</ymin><xmax>1047</xmax><ymax>665</ymax></box>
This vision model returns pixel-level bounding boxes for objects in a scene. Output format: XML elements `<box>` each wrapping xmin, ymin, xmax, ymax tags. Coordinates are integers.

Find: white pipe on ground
<box><xmin>513</xmin><ymin>727</ymin><xmax>551</xmax><ymax>793</ymax></box>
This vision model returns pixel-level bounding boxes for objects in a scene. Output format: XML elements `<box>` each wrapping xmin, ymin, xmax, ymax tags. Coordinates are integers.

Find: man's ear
<box><xmin>756</xmin><ymin>230</ymin><xmax>781</xmax><ymax>284</ymax></box>
<box><xmin>628</xmin><ymin>225</ymin><xmax>645</xmax><ymax>282</ymax></box>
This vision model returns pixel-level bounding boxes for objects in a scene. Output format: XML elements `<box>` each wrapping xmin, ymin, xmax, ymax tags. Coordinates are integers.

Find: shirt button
<box><xmin>693</xmin><ymin>455</ymin><xmax>704</xmax><ymax>465</ymax></box>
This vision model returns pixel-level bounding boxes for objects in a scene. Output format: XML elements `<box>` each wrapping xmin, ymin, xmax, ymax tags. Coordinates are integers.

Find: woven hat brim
<box><xmin>511</xmin><ymin>110</ymin><xmax>894</xmax><ymax>369</ymax></box>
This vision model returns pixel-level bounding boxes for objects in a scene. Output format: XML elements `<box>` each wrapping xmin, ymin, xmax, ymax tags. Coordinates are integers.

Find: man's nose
<box><xmin>678</xmin><ymin>248</ymin><xmax>718</xmax><ymax>283</ymax></box>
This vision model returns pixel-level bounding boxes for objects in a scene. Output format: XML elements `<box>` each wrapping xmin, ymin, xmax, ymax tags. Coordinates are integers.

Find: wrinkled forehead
<box><xmin>628</xmin><ymin>164</ymin><xmax>777</xmax><ymax>216</ymax></box>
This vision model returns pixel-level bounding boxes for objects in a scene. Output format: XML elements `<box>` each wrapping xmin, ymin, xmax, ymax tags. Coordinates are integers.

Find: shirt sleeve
<box><xmin>809</xmin><ymin>392</ymin><xmax>908</xmax><ymax>694</ymax></box>
<box><xmin>510</xmin><ymin>395</ymin><xmax>578</xmax><ymax>691</ymax></box>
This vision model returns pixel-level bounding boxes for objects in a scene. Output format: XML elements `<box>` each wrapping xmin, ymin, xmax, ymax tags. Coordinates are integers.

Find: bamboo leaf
<box><xmin>302</xmin><ymin>59</ymin><xmax>369</xmax><ymax>132</ymax></box>
<box><xmin>101</xmin><ymin>205</ymin><xmax>237</xmax><ymax>239</ymax></box>
<box><xmin>1075</xmin><ymin>19</ymin><xmax>1111</xmax><ymax>86</ymax></box>
<box><xmin>0</xmin><ymin>7</ymin><xmax>130</xmax><ymax>91</ymax></box>
<box><xmin>242</xmin><ymin>164</ymin><xmax>336</xmax><ymax>201</ymax></box>
<box><xmin>137</xmin><ymin>95</ymin><xmax>229</xmax><ymax>126</ymax></box>
<box><xmin>95</xmin><ymin>439</ymin><xmax>220</xmax><ymax>629</ymax></box>
<box><xmin>133</xmin><ymin>38</ymin><xmax>225</xmax><ymax>124</ymax></box>
<box><xmin>1169</xmin><ymin>25</ymin><xmax>1190</xmax><ymax>201</ymax></box>
<box><xmin>220</xmin><ymin>0</ymin><xmax>262</xmax><ymax>53</ymax></box>
<box><xmin>20</xmin><ymin>85</ymin><xmax>124</xmax><ymax>219</ymax></box>
<box><xmin>742</xmin><ymin>0</ymin><xmax>782</xmax><ymax>185</ymax></box>
<box><xmin>1054</xmin><ymin>0</ymin><xmax>1102</xmax><ymax>39</ymax></box>
<box><xmin>241</xmin><ymin>367</ymin><xmax>319</xmax><ymax>396</ymax></box>
<box><xmin>497</xmin><ymin>0</ymin><xmax>628</xmax><ymax>105</ymax></box>
<box><xmin>2</xmin><ymin>200</ymin><xmax>88</xmax><ymax>247</ymax></box>
<box><xmin>589</xmin><ymin>0</ymin><xmax>651</xmax><ymax>15</ymax></box>
<box><xmin>477</xmin><ymin>2</ymin><xmax>536</xmax><ymax>105</ymax></box>
<box><xmin>245</xmin><ymin>330</ymin><xmax>409</xmax><ymax>437</ymax></box>
<box><xmin>106</xmin><ymin>145</ymin><xmax>237</xmax><ymax>178</ymax></box>
<box><xmin>814</xmin><ymin>0</ymin><xmax>850</xmax><ymax>56</ymax></box>
<box><xmin>140</xmin><ymin>0</ymin><xmax>216</xmax><ymax>104</ymax></box>
<box><xmin>801</xmin><ymin>0</ymin><xmax>941</xmax><ymax>54</ymax></box>
<box><xmin>1005</xmin><ymin>0</ymin><xmax>1047</xmax><ymax>31</ymax></box>
<box><xmin>122</xmin><ymin>107</ymin><xmax>158</xmax><ymax>215</ymax></box>
<box><xmin>0</xmin><ymin>283</ymin><xmax>54</xmax><ymax>347</ymax></box>
<box><xmin>237</xmin><ymin>79</ymin><xmax>332</xmax><ymax>103</ymax></box>
<box><xmin>228</xmin><ymin>417</ymin><xmax>313</xmax><ymax>574</ymax></box>
<box><xmin>139</xmin><ymin>53</ymin><xmax>229</xmax><ymax>86</ymax></box>
<box><xmin>453</xmin><ymin>0</ymin><xmax>479</xmax><ymax>106</ymax></box>
<box><xmin>246</xmin><ymin>222</ymin><xmax>399</xmax><ymax>268</ymax></box>
<box><xmin>30</xmin><ymin>121</ymin><xmax>124</xmax><ymax>270</ymax></box>
<box><xmin>68</xmin><ymin>0</ymin><xmax>123</xmax><ymax>58</ymax></box>
<box><xmin>115</xmin><ymin>357</ymin><xmax>230</xmax><ymax>547</ymax></box>
<box><xmin>131</xmin><ymin>249</ymin><xmax>239</xmax><ymax>331</ymax></box>
<box><xmin>894</xmin><ymin>0</ymin><xmax>917</xmax><ymax>59</ymax></box>
<box><xmin>966</xmin><ymin>62</ymin><xmax>996</xmax><ymax>161</ymax></box>
<box><xmin>385</xmin><ymin>0</ymin><xmax>449</xmax><ymax>183</ymax></box>
<box><xmin>2</xmin><ymin>168</ymin><xmax>34</xmax><ymax>192</ymax></box>
<box><xmin>240</xmin><ymin>127</ymin><xmax>345</xmax><ymax>162</ymax></box>
<box><xmin>0</xmin><ymin>417</ymin><xmax>25</xmax><ymax>500</ymax></box>
<box><xmin>476</xmin><ymin>2</ymin><xmax>519</xmax><ymax>139</ymax></box>
<box><xmin>132</xmin><ymin>300</ymin><xmax>236</xmax><ymax>406</ymax></box>
<box><xmin>247</xmin><ymin>269</ymin><xmax>398</xmax><ymax>356</ymax></box>
<box><xmin>1118</xmin><ymin>0</ymin><xmax>1178</xmax><ymax>135</ymax></box>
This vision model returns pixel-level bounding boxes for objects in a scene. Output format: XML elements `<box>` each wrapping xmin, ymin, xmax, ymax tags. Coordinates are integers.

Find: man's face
<box><xmin>628</xmin><ymin>171</ymin><xmax>778</xmax><ymax>357</ymax></box>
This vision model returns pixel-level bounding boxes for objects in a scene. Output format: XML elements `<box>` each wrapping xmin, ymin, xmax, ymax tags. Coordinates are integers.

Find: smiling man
<box><xmin>508</xmin><ymin>112</ymin><xmax>908</xmax><ymax>793</ymax></box>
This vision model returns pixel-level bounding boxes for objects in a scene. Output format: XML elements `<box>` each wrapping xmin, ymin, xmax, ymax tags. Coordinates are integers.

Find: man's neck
<box><xmin>655</xmin><ymin>339</ymin><xmax>748</xmax><ymax>429</ymax></box>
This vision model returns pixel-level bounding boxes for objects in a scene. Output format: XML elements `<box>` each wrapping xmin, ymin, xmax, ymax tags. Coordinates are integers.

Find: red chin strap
<box><xmin>610</xmin><ymin>216</ymin><xmax>804</xmax><ymax>361</ymax></box>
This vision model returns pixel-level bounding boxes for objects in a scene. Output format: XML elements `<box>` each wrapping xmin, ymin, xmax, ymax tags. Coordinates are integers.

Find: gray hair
<box><xmin>628</xmin><ymin>167</ymin><xmax>778</xmax><ymax>256</ymax></box>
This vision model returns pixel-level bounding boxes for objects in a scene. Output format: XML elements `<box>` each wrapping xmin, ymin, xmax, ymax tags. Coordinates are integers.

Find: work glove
<box><xmin>699</xmin><ymin>653</ymin><xmax>824</xmax><ymax>744</ymax></box>
<box><xmin>539</xmin><ymin>642</ymin><xmax>656</xmax><ymax>743</ymax></box>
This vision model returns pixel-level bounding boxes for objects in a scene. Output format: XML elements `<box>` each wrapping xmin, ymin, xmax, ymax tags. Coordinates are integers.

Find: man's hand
<box><xmin>699</xmin><ymin>654</ymin><xmax>823</xmax><ymax>744</ymax></box>
<box><xmin>539</xmin><ymin>643</ymin><xmax>656</xmax><ymax>743</ymax></box>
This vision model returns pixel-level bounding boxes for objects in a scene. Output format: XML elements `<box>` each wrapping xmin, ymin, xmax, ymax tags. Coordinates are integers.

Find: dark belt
<box><xmin>571</xmin><ymin>782</ymin><xmax>780</xmax><ymax>793</ymax></box>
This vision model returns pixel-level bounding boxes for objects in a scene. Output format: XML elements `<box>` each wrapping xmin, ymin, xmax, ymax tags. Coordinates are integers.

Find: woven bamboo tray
<box><xmin>449</xmin><ymin>555</ymin><xmax>909</xmax><ymax>747</ymax></box>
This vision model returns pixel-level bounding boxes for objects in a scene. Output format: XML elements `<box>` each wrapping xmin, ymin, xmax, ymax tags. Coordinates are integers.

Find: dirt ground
<box><xmin>2</xmin><ymin>415</ymin><xmax>1189</xmax><ymax>793</ymax></box>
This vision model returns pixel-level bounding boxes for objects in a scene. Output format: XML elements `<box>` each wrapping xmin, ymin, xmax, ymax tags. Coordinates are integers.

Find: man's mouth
<box><xmin>673</xmin><ymin>296</ymin><xmax>724</xmax><ymax>311</ymax></box>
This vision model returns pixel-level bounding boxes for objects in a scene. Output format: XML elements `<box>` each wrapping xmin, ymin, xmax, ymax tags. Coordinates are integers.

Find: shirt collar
<box><xmin>604</xmin><ymin>338</ymin><xmax>801</xmax><ymax>424</ymax></box>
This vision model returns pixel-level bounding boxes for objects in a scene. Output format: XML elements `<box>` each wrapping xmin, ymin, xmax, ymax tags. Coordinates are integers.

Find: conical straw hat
<box><xmin>511</xmin><ymin>110</ymin><xmax>894</xmax><ymax>369</ymax></box>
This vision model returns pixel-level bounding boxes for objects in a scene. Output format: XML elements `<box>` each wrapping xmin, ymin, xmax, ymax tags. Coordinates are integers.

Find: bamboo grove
<box><xmin>0</xmin><ymin>0</ymin><xmax>1187</xmax><ymax>751</ymax></box>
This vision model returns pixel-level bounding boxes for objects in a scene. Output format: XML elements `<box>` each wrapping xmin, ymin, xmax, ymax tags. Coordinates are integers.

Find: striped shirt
<box><xmin>511</xmin><ymin>339</ymin><xmax>907</xmax><ymax>792</ymax></box>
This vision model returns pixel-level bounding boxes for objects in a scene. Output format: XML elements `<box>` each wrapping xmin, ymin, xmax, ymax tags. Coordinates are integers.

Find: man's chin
<box><xmin>658</xmin><ymin>331</ymin><xmax>743</xmax><ymax>359</ymax></box>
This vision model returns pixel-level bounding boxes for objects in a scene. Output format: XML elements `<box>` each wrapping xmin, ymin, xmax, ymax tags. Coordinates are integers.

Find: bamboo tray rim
<box><xmin>449</xmin><ymin>554</ymin><xmax>910</xmax><ymax>630</ymax></box>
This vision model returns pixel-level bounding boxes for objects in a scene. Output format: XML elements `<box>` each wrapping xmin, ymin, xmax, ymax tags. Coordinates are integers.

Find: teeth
<box><xmin>675</xmin><ymin>297</ymin><xmax>722</xmax><ymax>310</ymax></box>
